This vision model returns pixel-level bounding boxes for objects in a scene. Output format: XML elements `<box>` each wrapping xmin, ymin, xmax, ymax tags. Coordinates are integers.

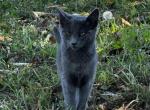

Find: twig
<box><xmin>0</xmin><ymin>70</ymin><xmax>12</xmax><ymax>73</ymax></box>
<box><xmin>32</xmin><ymin>11</ymin><xmax>58</xmax><ymax>19</ymax></box>
<box><xmin>12</xmin><ymin>63</ymin><xmax>32</xmax><ymax>66</ymax></box>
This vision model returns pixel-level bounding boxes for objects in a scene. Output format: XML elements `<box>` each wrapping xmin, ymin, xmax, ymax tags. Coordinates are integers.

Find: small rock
<box><xmin>103</xmin><ymin>11</ymin><xmax>114</xmax><ymax>20</ymax></box>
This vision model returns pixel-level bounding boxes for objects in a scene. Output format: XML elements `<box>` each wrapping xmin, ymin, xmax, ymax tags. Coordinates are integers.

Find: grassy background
<box><xmin>0</xmin><ymin>0</ymin><xmax>150</xmax><ymax>110</ymax></box>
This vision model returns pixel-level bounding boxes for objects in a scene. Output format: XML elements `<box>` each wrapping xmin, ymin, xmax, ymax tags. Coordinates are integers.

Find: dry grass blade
<box><xmin>115</xmin><ymin>99</ymin><xmax>138</xmax><ymax>110</ymax></box>
<box><xmin>125</xmin><ymin>99</ymin><xmax>138</xmax><ymax>110</ymax></box>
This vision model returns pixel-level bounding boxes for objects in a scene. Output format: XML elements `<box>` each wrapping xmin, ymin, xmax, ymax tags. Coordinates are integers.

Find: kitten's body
<box><xmin>53</xmin><ymin>9</ymin><xmax>99</xmax><ymax>110</ymax></box>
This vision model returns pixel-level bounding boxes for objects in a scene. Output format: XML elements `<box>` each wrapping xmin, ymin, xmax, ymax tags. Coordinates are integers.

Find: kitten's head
<box><xmin>58</xmin><ymin>8</ymin><xmax>99</xmax><ymax>50</ymax></box>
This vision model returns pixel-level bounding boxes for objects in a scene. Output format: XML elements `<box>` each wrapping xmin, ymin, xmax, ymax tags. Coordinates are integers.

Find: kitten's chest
<box><xmin>61</xmin><ymin>47</ymin><xmax>96</xmax><ymax>74</ymax></box>
<box><xmin>65</xmin><ymin>62</ymin><xmax>89</xmax><ymax>87</ymax></box>
<box><xmin>66</xmin><ymin>49</ymin><xmax>94</xmax><ymax>63</ymax></box>
<box><xmin>69</xmin><ymin>63</ymin><xmax>85</xmax><ymax>73</ymax></box>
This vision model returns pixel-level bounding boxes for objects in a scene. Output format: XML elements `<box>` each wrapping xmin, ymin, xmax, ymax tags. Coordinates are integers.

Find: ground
<box><xmin>0</xmin><ymin>0</ymin><xmax>150</xmax><ymax>110</ymax></box>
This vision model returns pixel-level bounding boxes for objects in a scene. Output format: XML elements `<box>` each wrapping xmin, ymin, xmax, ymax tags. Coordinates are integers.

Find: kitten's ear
<box><xmin>57</xmin><ymin>8</ymin><xmax>70</xmax><ymax>27</ymax></box>
<box><xmin>86</xmin><ymin>8</ymin><xmax>99</xmax><ymax>29</ymax></box>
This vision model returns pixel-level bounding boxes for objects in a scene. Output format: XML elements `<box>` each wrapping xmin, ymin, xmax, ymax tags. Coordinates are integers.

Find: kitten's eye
<box><xmin>65</xmin><ymin>32</ymin><xmax>71</xmax><ymax>36</ymax></box>
<box><xmin>80</xmin><ymin>32</ymin><xmax>86</xmax><ymax>37</ymax></box>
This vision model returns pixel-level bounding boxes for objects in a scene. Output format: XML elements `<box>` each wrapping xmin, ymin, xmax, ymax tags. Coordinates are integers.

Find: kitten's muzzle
<box><xmin>71</xmin><ymin>42</ymin><xmax>78</xmax><ymax>50</ymax></box>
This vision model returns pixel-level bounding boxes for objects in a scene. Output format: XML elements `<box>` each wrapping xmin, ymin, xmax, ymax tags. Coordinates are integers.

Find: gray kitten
<box><xmin>53</xmin><ymin>8</ymin><xmax>99</xmax><ymax>110</ymax></box>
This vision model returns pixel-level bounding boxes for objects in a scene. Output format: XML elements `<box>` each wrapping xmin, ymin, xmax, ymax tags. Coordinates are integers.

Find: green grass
<box><xmin>0</xmin><ymin>0</ymin><xmax>150</xmax><ymax>109</ymax></box>
<box><xmin>0</xmin><ymin>65</ymin><xmax>63</xmax><ymax>110</ymax></box>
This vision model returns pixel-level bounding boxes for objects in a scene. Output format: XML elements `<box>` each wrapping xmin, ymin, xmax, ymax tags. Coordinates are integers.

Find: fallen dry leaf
<box><xmin>121</xmin><ymin>18</ymin><xmax>131</xmax><ymax>26</ymax></box>
<box><xmin>0</xmin><ymin>35</ymin><xmax>12</xmax><ymax>41</ymax></box>
<box><xmin>106</xmin><ymin>0</ymin><xmax>115</xmax><ymax>5</ymax></box>
<box><xmin>46</xmin><ymin>34</ymin><xmax>56</xmax><ymax>44</ymax></box>
<box><xmin>49</xmin><ymin>35</ymin><xmax>56</xmax><ymax>44</ymax></box>
<box><xmin>116</xmin><ymin>104</ymin><xmax>126</xmax><ymax>110</ymax></box>
<box><xmin>0</xmin><ymin>35</ymin><xmax>5</xmax><ymax>41</ymax></box>
<box><xmin>5</xmin><ymin>37</ymin><xmax>12</xmax><ymax>41</ymax></box>
<box><xmin>99</xmin><ymin>103</ymin><xmax>108</xmax><ymax>110</ymax></box>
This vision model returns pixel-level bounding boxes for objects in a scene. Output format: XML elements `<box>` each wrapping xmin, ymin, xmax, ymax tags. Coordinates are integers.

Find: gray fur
<box><xmin>53</xmin><ymin>8</ymin><xmax>99</xmax><ymax>110</ymax></box>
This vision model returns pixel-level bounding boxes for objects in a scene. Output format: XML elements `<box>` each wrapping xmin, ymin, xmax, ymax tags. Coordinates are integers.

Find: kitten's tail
<box><xmin>53</xmin><ymin>26</ymin><xmax>61</xmax><ymax>44</ymax></box>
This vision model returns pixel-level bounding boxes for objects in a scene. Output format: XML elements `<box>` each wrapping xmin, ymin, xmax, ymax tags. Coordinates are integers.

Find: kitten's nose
<box><xmin>71</xmin><ymin>42</ymin><xmax>77</xmax><ymax>46</ymax></box>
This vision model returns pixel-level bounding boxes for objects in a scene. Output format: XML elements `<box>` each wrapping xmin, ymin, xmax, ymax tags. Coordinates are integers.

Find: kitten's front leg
<box><xmin>77</xmin><ymin>81</ymin><xmax>93</xmax><ymax>110</ymax></box>
<box><xmin>61</xmin><ymin>78</ymin><xmax>76</xmax><ymax>110</ymax></box>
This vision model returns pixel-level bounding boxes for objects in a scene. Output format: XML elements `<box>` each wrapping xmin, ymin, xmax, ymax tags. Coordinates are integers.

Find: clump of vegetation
<box><xmin>0</xmin><ymin>0</ymin><xmax>150</xmax><ymax>109</ymax></box>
